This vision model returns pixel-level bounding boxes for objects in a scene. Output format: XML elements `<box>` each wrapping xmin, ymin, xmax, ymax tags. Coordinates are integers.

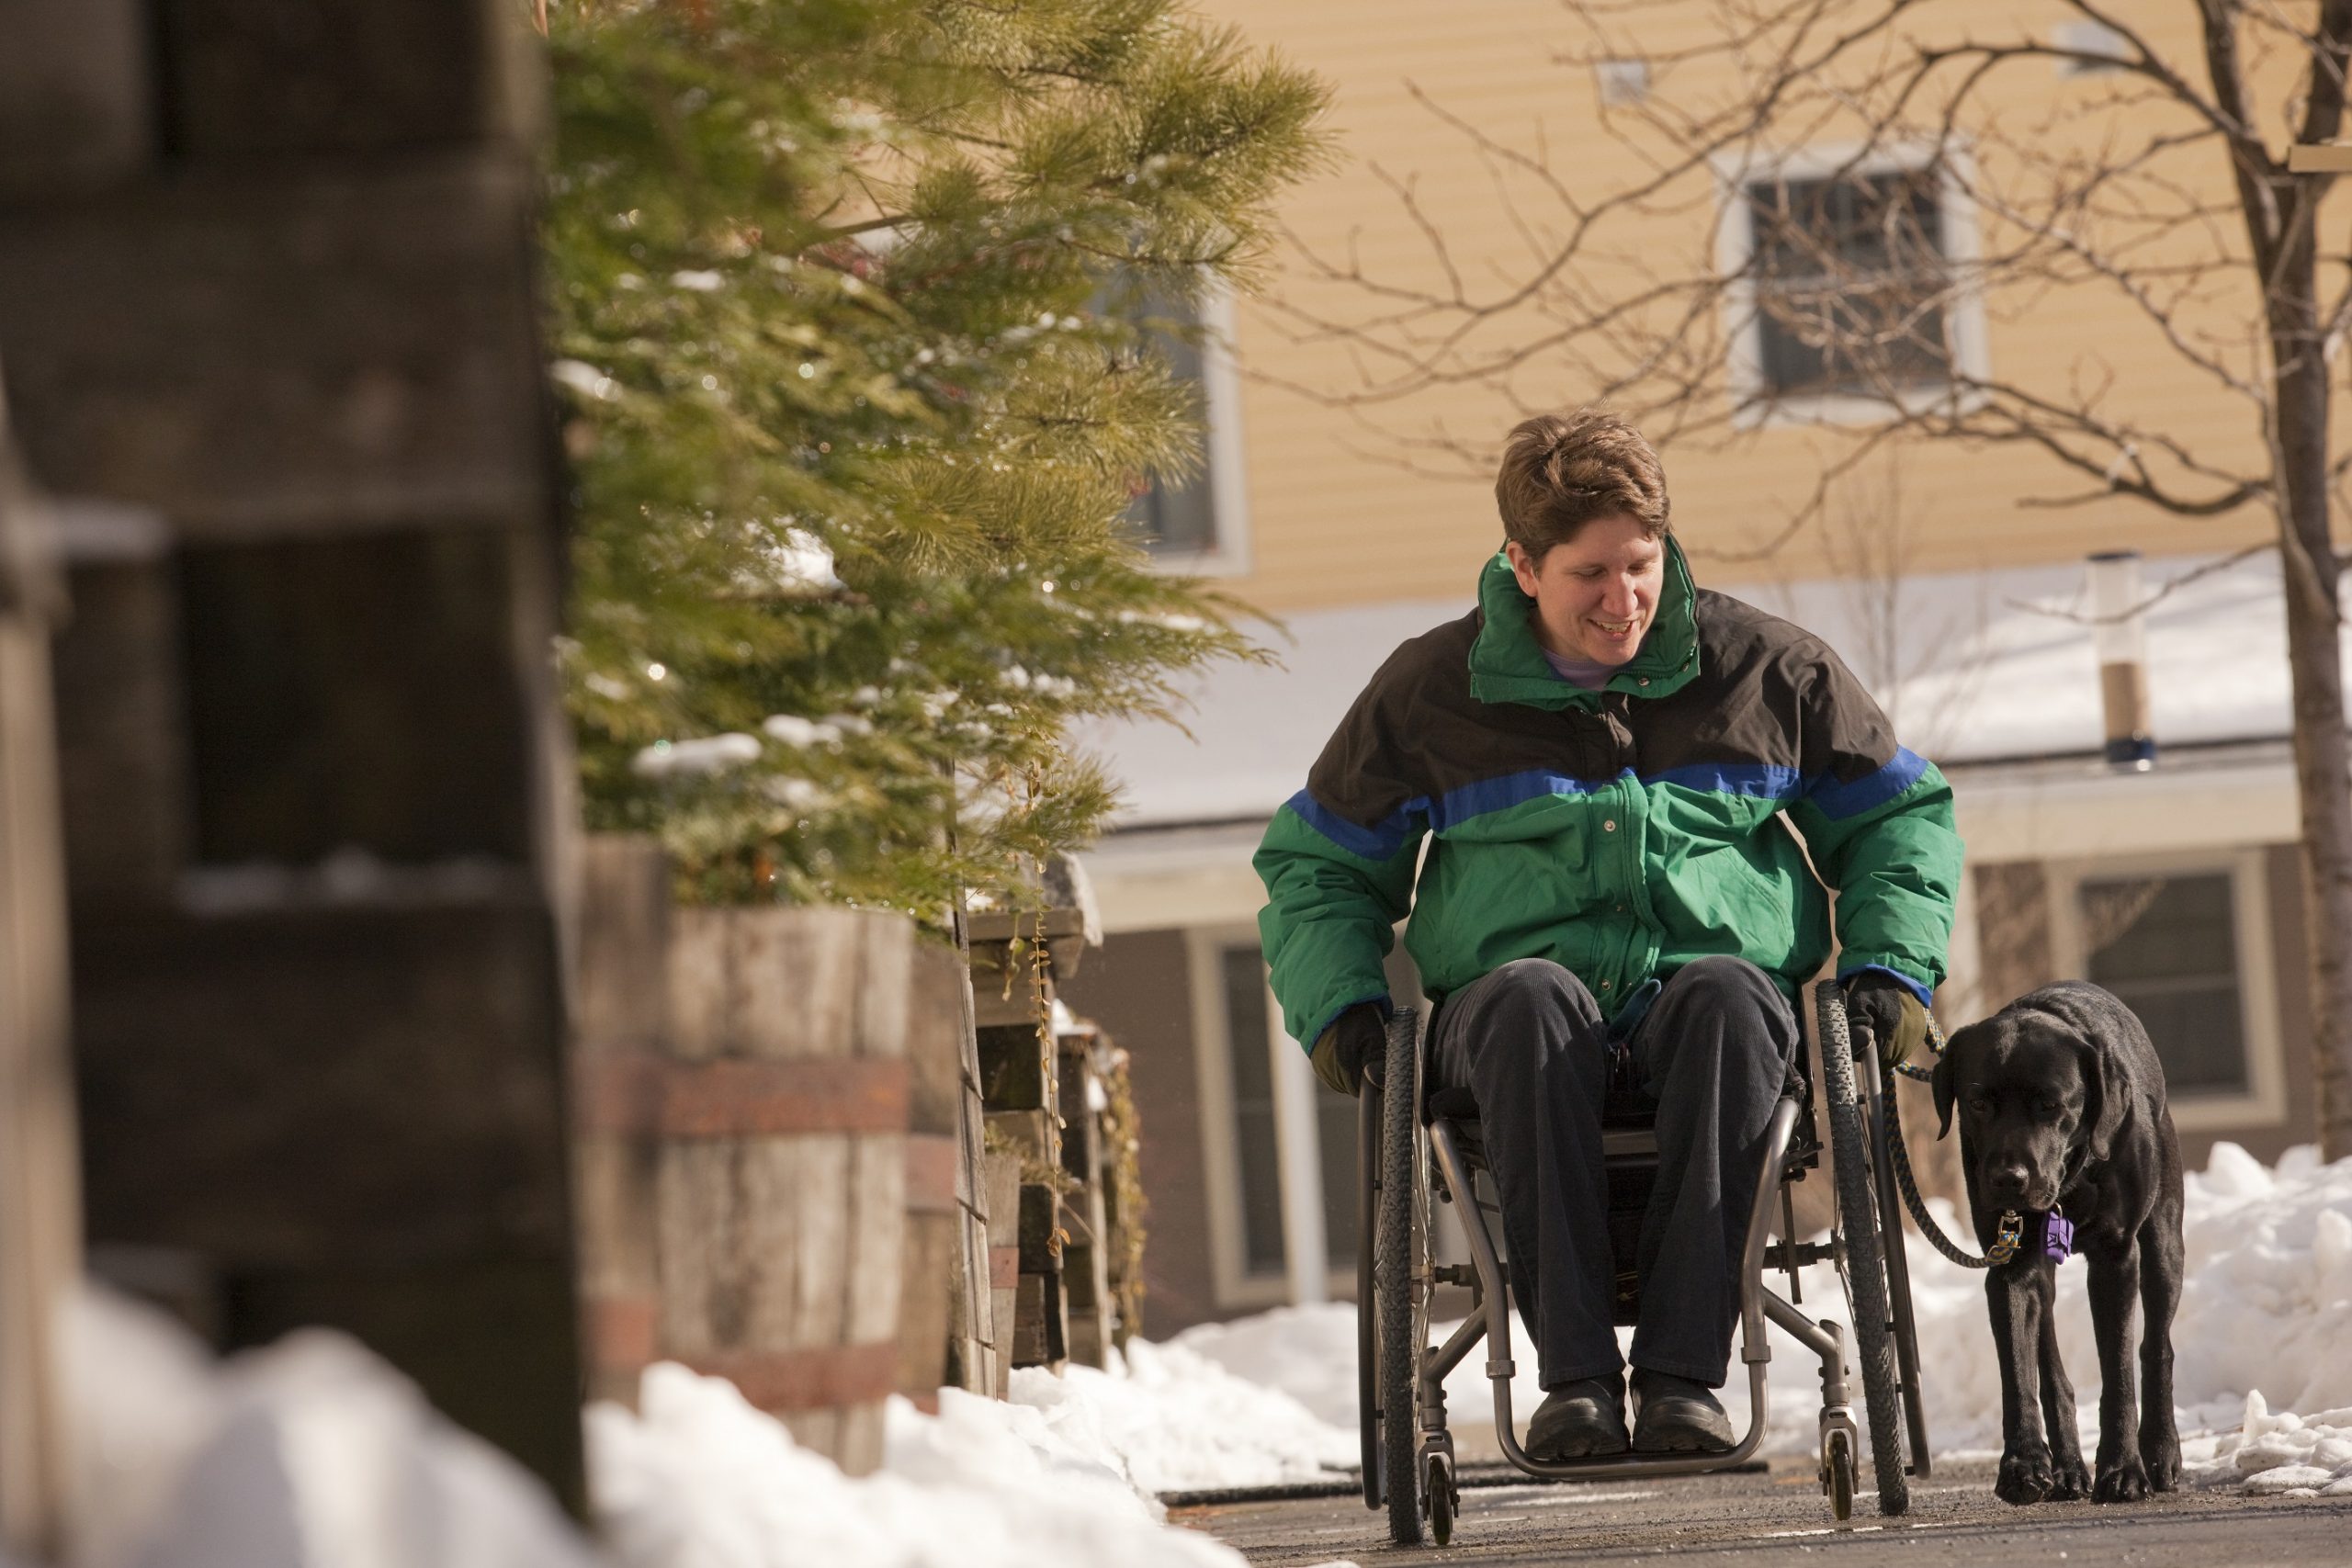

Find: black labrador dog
<box><xmin>1933</xmin><ymin>981</ymin><xmax>2185</xmax><ymax>1506</ymax></box>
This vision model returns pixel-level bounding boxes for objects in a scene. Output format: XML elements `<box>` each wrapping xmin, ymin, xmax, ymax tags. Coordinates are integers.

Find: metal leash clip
<box><xmin>1984</xmin><ymin>1209</ymin><xmax>2025</xmax><ymax>1267</ymax></box>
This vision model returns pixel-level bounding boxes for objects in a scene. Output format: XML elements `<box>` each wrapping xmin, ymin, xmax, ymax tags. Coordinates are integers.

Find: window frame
<box><xmin>1135</xmin><ymin>281</ymin><xmax>1254</xmax><ymax>578</ymax></box>
<box><xmin>1712</xmin><ymin>139</ymin><xmax>1991</xmax><ymax>431</ymax></box>
<box><xmin>2045</xmin><ymin>846</ymin><xmax>2287</xmax><ymax>1132</ymax></box>
<box><xmin>1184</xmin><ymin>924</ymin><xmax>1352</xmax><ymax>1309</ymax></box>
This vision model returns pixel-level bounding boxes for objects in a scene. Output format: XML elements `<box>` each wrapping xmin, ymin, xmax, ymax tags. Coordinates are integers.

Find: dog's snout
<box><xmin>1987</xmin><ymin>1162</ymin><xmax>2031</xmax><ymax>1200</ymax></box>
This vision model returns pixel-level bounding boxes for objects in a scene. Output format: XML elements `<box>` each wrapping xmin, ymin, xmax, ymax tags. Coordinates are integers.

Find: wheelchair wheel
<box><xmin>1376</xmin><ymin>1008</ymin><xmax>1428</xmax><ymax>1546</ymax></box>
<box><xmin>1826</xmin><ymin>1427</ymin><xmax>1856</xmax><ymax>1523</ymax></box>
<box><xmin>1860</xmin><ymin>1033</ymin><xmax>1932</xmax><ymax>1475</ymax></box>
<box><xmin>1425</xmin><ymin>1450</ymin><xmax>1456</xmax><ymax>1546</ymax></box>
<box><xmin>1357</xmin><ymin>1079</ymin><xmax>1383</xmax><ymax>1510</ymax></box>
<box><xmin>1816</xmin><ymin>987</ymin><xmax>1909</xmax><ymax>1518</ymax></box>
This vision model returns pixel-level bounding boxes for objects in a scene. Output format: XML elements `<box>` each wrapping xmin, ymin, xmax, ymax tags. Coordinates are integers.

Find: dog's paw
<box><xmin>2140</xmin><ymin>1427</ymin><xmax>2182</xmax><ymax>1493</ymax></box>
<box><xmin>2093</xmin><ymin>1455</ymin><xmax>2151</xmax><ymax>1504</ymax></box>
<box><xmin>1996</xmin><ymin>1445</ymin><xmax>2056</xmax><ymax>1506</ymax></box>
<box><xmin>2049</xmin><ymin>1454</ymin><xmax>2092</xmax><ymax>1500</ymax></box>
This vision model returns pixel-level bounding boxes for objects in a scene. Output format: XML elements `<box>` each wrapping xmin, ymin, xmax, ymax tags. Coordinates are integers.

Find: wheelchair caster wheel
<box><xmin>1825</xmin><ymin>1428</ymin><xmax>1856</xmax><ymax>1525</ymax></box>
<box><xmin>1424</xmin><ymin>1452</ymin><xmax>1456</xmax><ymax>1546</ymax></box>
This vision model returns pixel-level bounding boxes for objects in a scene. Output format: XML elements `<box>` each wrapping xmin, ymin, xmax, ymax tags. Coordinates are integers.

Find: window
<box><xmin>1714</xmin><ymin>143</ymin><xmax>1988</xmax><ymax>426</ymax></box>
<box><xmin>1748</xmin><ymin>165</ymin><xmax>1949</xmax><ymax>396</ymax></box>
<box><xmin>2049</xmin><ymin>850</ymin><xmax>2286</xmax><ymax>1130</ymax></box>
<box><xmin>1119</xmin><ymin>284</ymin><xmax>1252</xmax><ymax>574</ymax></box>
<box><xmin>1218</xmin><ymin>943</ymin><xmax>1289</xmax><ymax>1277</ymax></box>
<box><xmin>2080</xmin><ymin>874</ymin><xmax>2246</xmax><ymax>1093</ymax></box>
<box><xmin>1189</xmin><ymin>930</ymin><xmax>1356</xmax><ymax>1307</ymax></box>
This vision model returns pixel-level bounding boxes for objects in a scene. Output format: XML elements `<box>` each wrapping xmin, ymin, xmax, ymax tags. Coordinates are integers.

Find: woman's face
<box><xmin>1506</xmin><ymin>513</ymin><xmax>1663</xmax><ymax>667</ymax></box>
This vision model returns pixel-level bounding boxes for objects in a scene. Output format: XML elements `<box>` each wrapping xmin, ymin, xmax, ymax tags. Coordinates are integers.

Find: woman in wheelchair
<box><xmin>1254</xmin><ymin>409</ymin><xmax>1957</xmax><ymax>1462</ymax></box>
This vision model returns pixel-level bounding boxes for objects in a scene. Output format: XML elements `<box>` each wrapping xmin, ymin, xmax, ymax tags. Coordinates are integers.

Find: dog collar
<box><xmin>1987</xmin><ymin>1206</ymin><xmax>2075</xmax><ymax>1265</ymax></box>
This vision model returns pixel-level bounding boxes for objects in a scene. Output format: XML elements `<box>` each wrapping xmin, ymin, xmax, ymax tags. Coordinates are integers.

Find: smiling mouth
<box><xmin>1589</xmin><ymin>618</ymin><xmax>1640</xmax><ymax>638</ymax></box>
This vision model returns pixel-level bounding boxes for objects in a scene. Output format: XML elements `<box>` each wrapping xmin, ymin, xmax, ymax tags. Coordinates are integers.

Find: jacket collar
<box><xmin>1467</xmin><ymin>535</ymin><xmax>1702</xmax><ymax>711</ymax></box>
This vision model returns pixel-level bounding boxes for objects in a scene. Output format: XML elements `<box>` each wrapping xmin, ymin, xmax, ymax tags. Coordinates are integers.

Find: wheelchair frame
<box><xmin>1355</xmin><ymin>985</ymin><xmax>1930</xmax><ymax>1544</ymax></box>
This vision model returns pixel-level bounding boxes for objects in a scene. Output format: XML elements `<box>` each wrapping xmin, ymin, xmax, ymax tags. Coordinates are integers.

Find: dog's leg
<box><xmin>2037</xmin><ymin>1262</ymin><xmax>2090</xmax><ymax>1499</ymax></box>
<box><xmin>2086</xmin><ymin>1235</ymin><xmax>2150</xmax><ymax>1503</ymax></box>
<box><xmin>1989</xmin><ymin>1263</ymin><xmax>2056</xmax><ymax>1506</ymax></box>
<box><xmin>2138</xmin><ymin>1207</ymin><xmax>2184</xmax><ymax>1492</ymax></box>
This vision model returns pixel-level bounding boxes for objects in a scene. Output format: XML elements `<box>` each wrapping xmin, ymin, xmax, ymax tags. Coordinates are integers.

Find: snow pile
<box><xmin>1006</xmin><ymin>1337</ymin><xmax>1358</xmax><ymax>1493</ymax></box>
<box><xmin>589</xmin><ymin>1364</ymin><xmax>1246</xmax><ymax>1566</ymax></box>
<box><xmin>2185</xmin><ymin>1392</ymin><xmax>2352</xmax><ymax>1497</ymax></box>
<box><xmin>1166</xmin><ymin>1143</ymin><xmax>2352</xmax><ymax>1494</ymax></box>
<box><xmin>63</xmin><ymin>1286</ymin><xmax>591</xmax><ymax>1568</ymax></box>
<box><xmin>64</xmin><ymin>1285</ymin><xmax>1255</xmax><ymax>1568</ymax></box>
<box><xmin>1171</xmin><ymin>1303</ymin><xmax>1363</xmax><ymax>1429</ymax></box>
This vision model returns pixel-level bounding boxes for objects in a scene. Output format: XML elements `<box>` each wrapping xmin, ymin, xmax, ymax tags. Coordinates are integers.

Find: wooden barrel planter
<box><xmin>573</xmin><ymin>837</ymin><xmax>912</xmax><ymax>1475</ymax></box>
<box><xmin>896</xmin><ymin>940</ymin><xmax>990</xmax><ymax>1411</ymax></box>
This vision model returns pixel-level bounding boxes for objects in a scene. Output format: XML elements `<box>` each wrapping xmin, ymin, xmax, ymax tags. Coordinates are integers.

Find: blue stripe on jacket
<box><xmin>1804</xmin><ymin>748</ymin><xmax>1931</xmax><ymax>820</ymax></box>
<box><xmin>1283</xmin><ymin>749</ymin><xmax>1931</xmax><ymax>858</ymax></box>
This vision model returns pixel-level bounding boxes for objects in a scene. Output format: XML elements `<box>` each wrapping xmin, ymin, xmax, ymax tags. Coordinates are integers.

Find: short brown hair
<box><xmin>1493</xmin><ymin>409</ymin><xmax>1669</xmax><ymax>559</ymax></box>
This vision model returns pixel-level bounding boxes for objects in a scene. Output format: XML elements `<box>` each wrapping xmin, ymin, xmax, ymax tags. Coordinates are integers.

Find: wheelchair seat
<box><xmin>1418</xmin><ymin>1080</ymin><xmax>1662</xmax><ymax>1324</ymax></box>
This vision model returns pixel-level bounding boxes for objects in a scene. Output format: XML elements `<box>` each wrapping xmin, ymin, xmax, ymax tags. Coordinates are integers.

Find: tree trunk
<box><xmin>2268</xmin><ymin>243</ymin><xmax>2352</xmax><ymax>1161</ymax></box>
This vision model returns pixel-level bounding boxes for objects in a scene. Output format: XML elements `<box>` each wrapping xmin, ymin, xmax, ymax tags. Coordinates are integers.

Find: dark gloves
<box><xmin>1844</xmin><ymin>970</ymin><xmax>1929</xmax><ymax>1068</ymax></box>
<box><xmin>1310</xmin><ymin>1003</ymin><xmax>1387</xmax><ymax>1096</ymax></box>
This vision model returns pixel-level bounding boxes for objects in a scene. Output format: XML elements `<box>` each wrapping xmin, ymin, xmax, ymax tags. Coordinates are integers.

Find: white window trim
<box><xmin>2045</xmin><ymin>846</ymin><xmax>2288</xmax><ymax>1133</ymax></box>
<box><xmin>1146</xmin><ymin>281</ymin><xmax>1254</xmax><ymax>578</ymax></box>
<box><xmin>1185</xmin><ymin>925</ymin><xmax>1353</xmax><ymax>1309</ymax></box>
<box><xmin>1711</xmin><ymin>138</ymin><xmax>1991</xmax><ymax>432</ymax></box>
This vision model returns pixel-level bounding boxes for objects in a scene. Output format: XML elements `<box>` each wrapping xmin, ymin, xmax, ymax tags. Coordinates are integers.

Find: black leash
<box><xmin>1883</xmin><ymin>1015</ymin><xmax>2017</xmax><ymax>1269</ymax></box>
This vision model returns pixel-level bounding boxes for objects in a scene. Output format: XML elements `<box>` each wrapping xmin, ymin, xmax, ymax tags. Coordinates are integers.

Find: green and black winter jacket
<box><xmin>1253</xmin><ymin>541</ymin><xmax>1963</xmax><ymax>1053</ymax></box>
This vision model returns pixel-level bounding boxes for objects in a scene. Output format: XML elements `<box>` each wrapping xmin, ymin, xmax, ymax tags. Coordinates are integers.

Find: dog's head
<box><xmin>1933</xmin><ymin>991</ymin><xmax>2129</xmax><ymax>1210</ymax></box>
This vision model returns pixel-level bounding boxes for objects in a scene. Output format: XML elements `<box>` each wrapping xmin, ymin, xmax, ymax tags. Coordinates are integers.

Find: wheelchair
<box><xmin>1355</xmin><ymin>984</ymin><xmax>1929</xmax><ymax>1544</ymax></box>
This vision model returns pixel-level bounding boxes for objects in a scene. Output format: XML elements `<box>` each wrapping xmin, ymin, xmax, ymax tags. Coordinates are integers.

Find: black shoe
<box><xmin>1527</xmin><ymin>1375</ymin><xmax>1629</xmax><ymax>1461</ymax></box>
<box><xmin>1629</xmin><ymin>1369</ymin><xmax>1735</xmax><ymax>1453</ymax></box>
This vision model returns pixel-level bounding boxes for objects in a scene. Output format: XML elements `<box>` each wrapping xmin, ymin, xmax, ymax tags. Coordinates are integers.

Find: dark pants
<box><xmin>1430</xmin><ymin>955</ymin><xmax>1796</xmax><ymax>1389</ymax></box>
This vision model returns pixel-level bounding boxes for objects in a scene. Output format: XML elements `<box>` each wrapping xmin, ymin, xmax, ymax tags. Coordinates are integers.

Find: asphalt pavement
<box><xmin>1171</xmin><ymin>1459</ymin><xmax>2352</xmax><ymax>1567</ymax></box>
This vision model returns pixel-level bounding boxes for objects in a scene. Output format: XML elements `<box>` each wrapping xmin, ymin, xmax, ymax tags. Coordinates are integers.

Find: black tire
<box><xmin>1827</xmin><ymin>1429</ymin><xmax>1856</xmax><ymax>1523</ymax></box>
<box><xmin>1816</xmin><ymin>987</ymin><xmax>1910</xmax><ymax>1518</ymax></box>
<box><xmin>1357</xmin><ymin>1079</ymin><xmax>1383</xmax><ymax>1510</ymax></box>
<box><xmin>1860</xmin><ymin>1042</ymin><xmax>1932</xmax><ymax>1475</ymax></box>
<box><xmin>1378</xmin><ymin>1009</ymin><xmax>1425</xmax><ymax>1546</ymax></box>
<box><xmin>1426</xmin><ymin>1452</ymin><xmax>1455</xmax><ymax>1546</ymax></box>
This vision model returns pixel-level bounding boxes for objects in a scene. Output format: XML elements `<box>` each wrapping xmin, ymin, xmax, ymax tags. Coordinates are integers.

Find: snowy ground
<box><xmin>55</xmin><ymin>1141</ymin><xmax>2352</xmax><ymax>1567</ymax></box>
<box><xmin>1151</xmin><ymin>1140</ymin><xmax>2352</xmax><ymax>1497</ymax></box>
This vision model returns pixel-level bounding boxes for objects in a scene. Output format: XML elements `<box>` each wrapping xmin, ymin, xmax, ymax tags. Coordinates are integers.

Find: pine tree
<box><xmin>543</xmin><ymin>0</ymin><xmax>1329</xmax><ymax>915</ymax></box>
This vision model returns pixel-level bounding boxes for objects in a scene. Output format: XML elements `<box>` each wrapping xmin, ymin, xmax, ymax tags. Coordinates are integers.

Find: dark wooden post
<box><xmin>1055</xmin><ymin>1016</ymin><xmax>1117</xmax><ymax>1368</ymax></box>
<box><xmin>0</xmin><ymin>0</ymin><xmax>586</xmax><ymax>1506</ymax></box>
<box><xmin>966</xmin><ymin>863</ymin><xmax>1115</xmax><ymax>1374</ymax></box>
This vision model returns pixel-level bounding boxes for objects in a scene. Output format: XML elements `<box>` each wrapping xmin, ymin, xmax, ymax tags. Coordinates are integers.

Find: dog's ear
<box><xmin>2076</xmin><ymin>1033</ymin><xmax>2129</xmax><ymax>1161</ymax></box>
<box><xmin>1932</xmin><ymin>1025</ymin><xmax>1965</xmax><ymax>1139</ymax></box>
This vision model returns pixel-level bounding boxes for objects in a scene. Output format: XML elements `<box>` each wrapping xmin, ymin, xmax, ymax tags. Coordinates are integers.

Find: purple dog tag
<box><xmin>2042</xmin><ymin>1211</ymin><xmax>2075</xmax><ymax>1262</ymax></box>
